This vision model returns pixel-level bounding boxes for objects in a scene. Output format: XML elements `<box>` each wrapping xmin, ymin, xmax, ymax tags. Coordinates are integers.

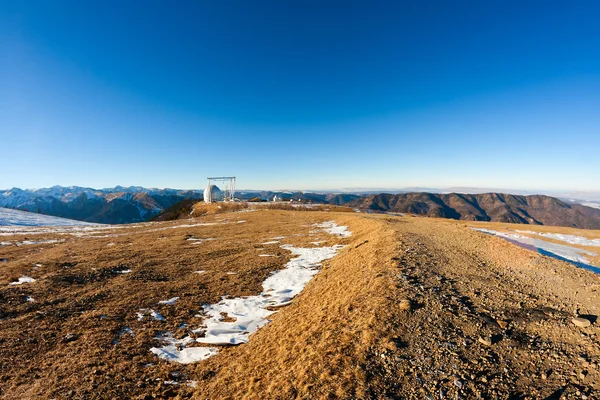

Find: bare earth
<box><xmin>1</xmin><ymin>210</ymin><xmax>599</xmax><ymax>399</ymax></box>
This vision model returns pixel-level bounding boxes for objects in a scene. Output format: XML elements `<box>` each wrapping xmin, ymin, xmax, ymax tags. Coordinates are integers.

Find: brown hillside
<box><xmin>349</xmin><ymin>192</ymin><xmax>600</xmax><ymax>229</ymax></box>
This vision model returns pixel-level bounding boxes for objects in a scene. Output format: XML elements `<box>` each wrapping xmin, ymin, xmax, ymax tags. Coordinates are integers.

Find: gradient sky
<box><xmin>1</xmin><ymin>1</ymin><xmax>599</xmax><ymax>191</ymax></box>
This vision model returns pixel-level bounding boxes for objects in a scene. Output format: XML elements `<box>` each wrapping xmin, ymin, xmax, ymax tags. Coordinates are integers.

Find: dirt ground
<box><xmin>1</xmin><ymin>211</ymin><xmax>600</xmax><ymax>399</ymax></box>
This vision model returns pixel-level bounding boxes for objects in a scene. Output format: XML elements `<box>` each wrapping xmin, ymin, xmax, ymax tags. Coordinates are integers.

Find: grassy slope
<box><xmin>1</xmin><ymin>211</ymin><xmax>600</xmax><ymax>398</ymax></box>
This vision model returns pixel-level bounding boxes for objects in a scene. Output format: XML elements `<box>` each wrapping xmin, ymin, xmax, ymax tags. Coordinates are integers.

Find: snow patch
<box><xmin>150</xmin><ymin>332</ymin><xmax>218</xmax><ymax>364</ymax></box>
<box><xmin>314</xmin><ymin>221</ymin><xmax>352</xmax><ymax>238</ymax></box>
<box><xmin>196</xmin><ymin>243</ymin><xmax>345</xmax><ymax>346</ymax></box>
<box><xmin>150</xmin><ymin>222</ymin><xmax>350</xmax><ymax>363</ymax></box>
<box><xmin>475</xmin><ymin>228</ymin><xmax>599</xmax><ymax>271</ymax></box>
<box><xmin>19</xmin><ymin>239</ymin><xmax>63</xmax><ymax>246</ymax></box>
<box><xmin>113</xmin><ymin>327</ymin><xmax>135</xmax><ymax>344</ymax></box>
<box><xmin>137</xmin><ymin>309</ymin><xmax>165</xmax><ymax>321</ymax></box>
<box><xmin>0</xmin><ymin>207</ymin><xmax>96</xmax><ymax>227</ymax></box>
<box><xmin>516</xmin><ymin>230</ymin><xmax>600</xmax><ymax>247</ymax></box>
<box><xmin>159</xmin><ymin>297</ymin><xmax>180</xmax><ymax>305</ymax></box>
<box><xmin>9</xmin><ymin>276</ymin><xmax>35</xmax><ymax>285</ymax></box>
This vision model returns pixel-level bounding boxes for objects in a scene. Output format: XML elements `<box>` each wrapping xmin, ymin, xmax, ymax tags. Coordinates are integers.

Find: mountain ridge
<box><xmin>0</xmin><ymin>186</ymin><xmax>203</xmax><ymax>224</ymax></box>
<box><xmin>348</xmin><ymin>192</ymin><xmax>600</xmax><ymax>229</ymax></box>
<box><xmin>4</xmin><ymin>186</ymin><xmax>600</xmax><ymax>229</ymax></box>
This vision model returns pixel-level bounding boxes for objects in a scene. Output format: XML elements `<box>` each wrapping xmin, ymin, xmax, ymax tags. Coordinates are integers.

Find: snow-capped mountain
<box><xmin>0</xmin><ymin>186</ymin><xmax>203</xmax><ymax>224</ymax></box>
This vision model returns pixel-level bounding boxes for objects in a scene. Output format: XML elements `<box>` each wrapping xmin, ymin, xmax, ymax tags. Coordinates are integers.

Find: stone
<box><xmin>496</xmin><ymin>320</ymin><xmax>509</xmax><ymax>329</ymax></box>
<box><xmin>399</xmin><ymin>299</ymin><xmax>412</xmax><ymax>311</ymax></box>
<box><xmin>572</xmin><ymin>317</ymin><xmax>591</xmax><ymax>328</ymax></box>
<box><xmin>63</xmin><ymin>333</ymin><xmax>79</xmax><ymax>343</ymax></box>
<box><xmin>478</xmin><ymin>335</ymin><xmax>493</xmax><ymax>346</ymax></box>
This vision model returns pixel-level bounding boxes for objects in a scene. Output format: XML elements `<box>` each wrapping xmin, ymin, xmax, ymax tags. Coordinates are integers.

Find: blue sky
<box><xmin>1</xmin><ymin>1</ymin><xmax>599</xmax><ymax>191</ymax></box>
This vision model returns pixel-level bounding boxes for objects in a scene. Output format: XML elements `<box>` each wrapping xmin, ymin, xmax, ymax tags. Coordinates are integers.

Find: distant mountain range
<box><xmin>2</xmin><ymin>186</ymin><xmax>600</xmax><ymax>229</ymax></box>
<box><xmin>0</xmin><ymin>186</ymin><xmax>203</xmax><ymax>224</ymax></box>
<box><xmin>348</xmin><ymin>192</ymin><xmax>600</xmax><ymax>229</ymax></box>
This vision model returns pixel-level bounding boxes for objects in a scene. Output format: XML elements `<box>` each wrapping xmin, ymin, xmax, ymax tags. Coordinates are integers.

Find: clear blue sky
<box><xmin>1</xmin><ymin>1</ymin><xmax>599</xmax><ymax>191</ymax></box>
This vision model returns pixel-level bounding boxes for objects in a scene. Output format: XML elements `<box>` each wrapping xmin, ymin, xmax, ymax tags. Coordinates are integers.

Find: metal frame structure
<box><xmin>207</xmin><ymin>176</ymin><xmax>236</xmax><ymax>202</ymax></box>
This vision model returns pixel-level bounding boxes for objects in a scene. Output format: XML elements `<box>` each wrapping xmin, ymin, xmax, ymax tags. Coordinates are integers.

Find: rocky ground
<box><xmin>1</xmin><ymin>210</ymin><xmax>599</xmax><ymax>399</ymax></box>
<box><xmin>364</xmin><ymin>217</ymin><xmax>600</xmax><ymax>399</ymax></box>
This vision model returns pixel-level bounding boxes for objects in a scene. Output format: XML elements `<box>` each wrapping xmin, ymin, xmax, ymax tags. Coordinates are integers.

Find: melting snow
<box><xmin>150</xmin><ymin>332</ymin><xmax>218</xmax><ymax>364</ymax></box>
<box><xmin>119</xmin><ymin>327</ymin><xmax>134</xmax><ymax>336</ymax></box>
<box><xmin>196</xmin><ymin>243</ymin><xmax>345</xmax><ymax>346</ymax></box>
<box><xmin>150</xmin><ymin>222</ymin><xmax>349</xmax><ymax>363</ymax></box>
<box><xmin>26</xmin><ymin>296</ymin><xmax>35</xmax><ymax>302</ymax></box>
<box><xmin>186</xmin><ymin>237</ymin><xmax>214</xmax><ymax>243</ymax></box>
<box><xmin>516</xmin><ymin>231</ymin><xmax>600</xmax><ymax>247</ymax></box>
<box><xmin>261</xmin><ymin>241</ymin><xmax>280</xmax><ymax>245</ymax></box>
<box><xmin>113</xmin><ymin>327</ymin><xmax>135</xmax><ymax>344</ymax></box>
<box><xmin>314</xmin><ymin>221</ymin><xmax>352</xmax><ymax>237</ymax></box>
<box><xmin>0</xmin><ymin>220</ymin><xmax>232</xmax><ymax>237</ymax></box>
<box><xmin>259</xmin><ymin>254</ymin><xmax>276</xmax><ymax>257</ymax></box>
<box><xmin>137</xmin><ymin>309</ymin><xmax>165</xmax><ymax>321</ymax></box>
<box><xmin>194</xmin><ymin>270</ymin><xmax>206</xmax><ymax>274</ymax></box>
<box><xmin>19</xmin><ymin>239</ymin><xmax>63</xmax><ymax>246</ymax></box>
<box><xmin>159</xmin><ymin>297</ymin><xmax>180</xmax><ymax>305</ymax></box>
<box><xmin>9</xmin><ymin>276</ymin><xmax>35</xmax><ymax>285</ymax></box>
<box><xmin>475</xmin><ymin>229</ymin><xmax>599</xmax><ymax>273</ymax></box>
<box><xmin>0</xmin><ymin>207</ymin><xmax>96</xmax><ymax>227</ymax></box>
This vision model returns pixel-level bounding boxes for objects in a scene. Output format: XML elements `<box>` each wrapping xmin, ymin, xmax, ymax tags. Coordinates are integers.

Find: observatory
<box><xmin>204</xmin><ymin>177</ymin><xmax>236</xmax><ymax>203</ymax></box>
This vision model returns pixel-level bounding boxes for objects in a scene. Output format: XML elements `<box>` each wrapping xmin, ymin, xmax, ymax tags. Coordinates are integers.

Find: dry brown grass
<box><xmin>0</xmin><ymin>210</ymin><xmax>350</xmax><ymax>399</ymax></box>
<box><xmin>2</xmin><ymin>211</ymin><xmax>600</xmax><ymax>398</ymax></box>
<box><xmin>190</xmin><ymin>214</ymin><xmax>397</xmax><ymax>399</ymax></box>
<box><xmin>192</xmin><ymin>201</ymin><xmax>249</xmax><ymax>216</ymax></box>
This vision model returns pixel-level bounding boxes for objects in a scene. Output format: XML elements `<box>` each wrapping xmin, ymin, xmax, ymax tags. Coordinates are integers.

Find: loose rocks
<box><xmin>398</xmin><ymin>299</ymin><xmax>413</xmax><ymax>311</ymax></box>
<box><xmin>572</xmin><ymin>317</ymin><xmax>592</xmax><ymax>328</ymax></box>
<box><xmin>478</xmin><ymin>335</ymin><xmax>493</xmax><ymax>346</ymax></box>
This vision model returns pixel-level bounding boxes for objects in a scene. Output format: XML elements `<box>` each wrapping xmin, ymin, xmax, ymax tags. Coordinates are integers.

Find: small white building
<box><xmin>204</xmin><ymin>184</ymin><xmax>223</xmax><ymax>203</ymax></box>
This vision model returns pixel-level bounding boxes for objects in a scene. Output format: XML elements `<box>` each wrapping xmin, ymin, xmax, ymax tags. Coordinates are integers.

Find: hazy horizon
<box><xmin>3</xmin><ymin>183</ymin><xmax>600</xmax><ymax>202</ymax></box>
